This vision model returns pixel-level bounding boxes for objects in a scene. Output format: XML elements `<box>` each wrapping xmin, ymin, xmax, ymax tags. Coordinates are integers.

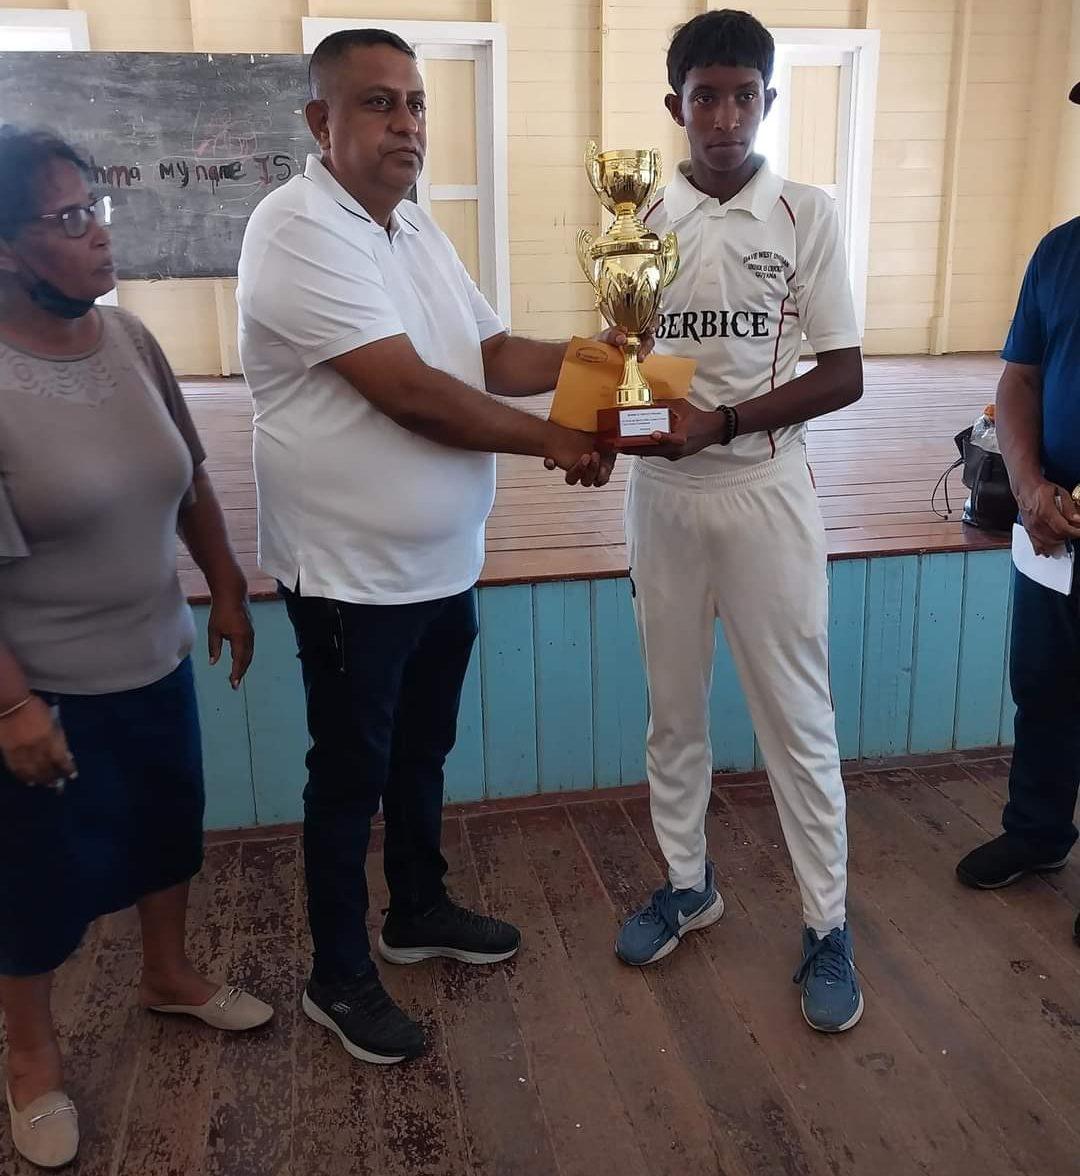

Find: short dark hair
<box><xmin>667</xmin><ymin>10</ymin><xmax>775</xmax><ymax>95</ymax></box>
<box><xmin>308</xmin><ymin>28</ymin><xmax>417</xmax><ymax>99</ymax></box>
<box><xmin>0</xmin><ymin>126</ymin><xmax>88</xmax><ymax>241</ymax></box>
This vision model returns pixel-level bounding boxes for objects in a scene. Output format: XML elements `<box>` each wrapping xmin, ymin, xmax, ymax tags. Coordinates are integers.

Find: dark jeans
<box><xmin>1002</xmin><ymin>568</ymin><xmax>1080</xmax><ymax>859</ymax></box>
<box><xmin>281</xmin><ymin>585</ymin><xmax>478</xmax><ymax>982</ymax></box>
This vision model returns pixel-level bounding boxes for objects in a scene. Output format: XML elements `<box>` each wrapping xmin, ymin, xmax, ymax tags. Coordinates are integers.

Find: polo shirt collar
<box><xmin>663</xmin><ymin>156</ymin><xmax>784</xmax><ymax>225</ymax></box>
<box><xmin>303</xmin><ymin>154</ymin><xmax>420</xmax><ymax>238</ymax></box>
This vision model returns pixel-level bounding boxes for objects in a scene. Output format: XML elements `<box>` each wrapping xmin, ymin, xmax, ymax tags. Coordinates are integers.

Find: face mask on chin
<box><xmin>13</xmin><ymin>256</ymin><xmax>96</xmax><ymax>320</ymax></box>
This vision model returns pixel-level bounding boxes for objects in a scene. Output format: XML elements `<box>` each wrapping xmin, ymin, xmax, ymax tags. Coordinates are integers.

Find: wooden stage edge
<box><xmin>180</xmin><ymin>353</ymin><xmax>1009</xmax><ymax>604</ymax></box>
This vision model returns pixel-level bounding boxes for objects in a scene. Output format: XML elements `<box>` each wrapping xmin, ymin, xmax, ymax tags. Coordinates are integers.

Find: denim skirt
<box><xmin>0</xmin><ymin>657</ymin><xmax>205</xmax><ymax>975</ymax></box>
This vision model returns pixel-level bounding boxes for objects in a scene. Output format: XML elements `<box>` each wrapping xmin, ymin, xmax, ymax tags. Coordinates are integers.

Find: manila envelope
<box><xmin>548</xmin><ymin>336</ymin><xmax>697</xmax><ymax>433</ymax></box>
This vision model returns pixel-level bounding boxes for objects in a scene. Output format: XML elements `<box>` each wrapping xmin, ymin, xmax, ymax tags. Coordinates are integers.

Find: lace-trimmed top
<box><xmin>0</xmin><ymin>308</ymin><xmax>206</xmax><ymax>694</ymax></box>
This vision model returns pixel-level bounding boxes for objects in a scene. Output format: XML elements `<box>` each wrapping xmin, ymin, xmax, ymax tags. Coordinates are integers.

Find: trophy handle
<box><xmin>642</xmin><ymin>147</ymin><xmax>663</xmax><ymax>208</ymax></box>
<box><xmin>660</xmin><ymin>231</ymin><xmax>680</xmax><ymax>288</ymax></box>
<box><xmin>576</xmin><ymin>228</ymin><xmax>600</xmax><ymax>298</ymax></box>
<box><xmin>584</xmin><ymin>140</ymin><xmax>604</xmax><ymax>204</ymax></box>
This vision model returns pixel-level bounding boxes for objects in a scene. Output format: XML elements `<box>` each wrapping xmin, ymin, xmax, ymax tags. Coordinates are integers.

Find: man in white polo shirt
<box><xmin>237</xmin><ymin>28</ymin><xmax>622</xmax><ymax>1066</ymax></box>
<box><xmin>613</xmin><ymin>11</ymin><xmax>867</xmax><ymax>1034</ymax></box>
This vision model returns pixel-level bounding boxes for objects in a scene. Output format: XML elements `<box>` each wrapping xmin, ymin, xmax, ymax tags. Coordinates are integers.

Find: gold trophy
<box><xmin>577</xmin><ymin>141</ymin><xmax>680</xmax><ymax>447</ymax></box>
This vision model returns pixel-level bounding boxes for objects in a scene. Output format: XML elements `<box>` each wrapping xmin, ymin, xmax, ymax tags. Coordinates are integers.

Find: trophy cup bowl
<box><xmin>585</xmin><ymin>143</ymin><xmax>662</xmax><ymax>220</ymax></box>
<box><xmin>577</xmin><ymin>142</ymin><xmax>680</xmax><ymax>449</ymax></box>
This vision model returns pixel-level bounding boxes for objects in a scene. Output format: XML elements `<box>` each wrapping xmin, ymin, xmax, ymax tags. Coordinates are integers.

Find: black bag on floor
<box><xmin>933</xmin><ymin>425</ymin><xmax>1018</xmax><ymax>534</ymax></box>
<box><xmin>955</xmin><ymin>425</ymin><xmax>1018</xmax><ymax>532</ymax></box>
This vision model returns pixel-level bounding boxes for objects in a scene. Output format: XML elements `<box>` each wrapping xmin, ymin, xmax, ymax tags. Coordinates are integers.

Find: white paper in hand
<box><xmin>1011</xmin><ymin>523</ymin><xmax>1075</xmax><ymax>595</ymax></box>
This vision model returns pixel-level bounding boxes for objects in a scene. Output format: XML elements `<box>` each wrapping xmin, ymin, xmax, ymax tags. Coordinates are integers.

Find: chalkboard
<box><xmin>0</xmin><ymin>51</ymin><xmax>314</xmax><ymax>279</ymax></box>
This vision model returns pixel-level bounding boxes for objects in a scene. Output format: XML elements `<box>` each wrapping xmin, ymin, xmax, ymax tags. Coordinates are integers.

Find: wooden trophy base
<box><xmin>597</xmin><ymin>401</ymin><xmax>677</xmax><ymax>450</ymax></box>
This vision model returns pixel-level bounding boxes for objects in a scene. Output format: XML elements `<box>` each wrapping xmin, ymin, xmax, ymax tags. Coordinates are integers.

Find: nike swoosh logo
<box><xmin>677</xmin><ymin>901</ymin><xmax>707</xmax><ymax>926</ymax></box>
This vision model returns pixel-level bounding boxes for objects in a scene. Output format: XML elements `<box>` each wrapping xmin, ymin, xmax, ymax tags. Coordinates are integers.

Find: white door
<box><xmin>753</xmin><ymin>29</ymin><xmax>880</xmax><ymax>336</ymax></box>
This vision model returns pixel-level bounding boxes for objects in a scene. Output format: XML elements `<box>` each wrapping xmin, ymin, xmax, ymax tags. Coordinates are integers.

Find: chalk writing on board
<box><xmin>90</xmin><ymin>152</ymin><xmax>296</xmax><ymax>196</ymax></box>
<box><xmin>0</xmin><ymin>50</ymin><xmax>314</xmax><ymax>278</ymax></box>
<box><xmin>87</xmin><ymin>160</ymin><xmax>141</xmax><ymax>187</ymax></box>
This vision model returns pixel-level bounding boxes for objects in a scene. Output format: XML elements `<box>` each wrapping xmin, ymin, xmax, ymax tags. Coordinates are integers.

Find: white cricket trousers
<box><xmin>625</xmin><ymin>447</ymin><xmax>848</xmax><ymax>934</ymax></box>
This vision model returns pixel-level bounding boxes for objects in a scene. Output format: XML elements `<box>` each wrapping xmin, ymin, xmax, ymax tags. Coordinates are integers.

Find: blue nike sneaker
<box><xmin>615</xmin><ymin>862</ymin><xmax>724</xmax><ymax>965</ymax></box>
<box><xmin>793</xmin><ymin>923</ymin><xmax>864</xmax><ymax>1033</ymax></box>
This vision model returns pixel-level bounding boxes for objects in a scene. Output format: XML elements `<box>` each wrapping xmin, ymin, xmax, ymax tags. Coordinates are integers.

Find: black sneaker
<box><xmin>301</xmin><ymin>971</ymin><xmax>425</xmax><ymax>1065</ymax></box>
<box><xmin>378</xmin><ymin>896</ymin><xmax>521</xmax><ymax>965</ymax></box>
<box><xmin>956</xmin><ymin>833</ymin><xmax>1070</xmax><ymax>890</ymax></box>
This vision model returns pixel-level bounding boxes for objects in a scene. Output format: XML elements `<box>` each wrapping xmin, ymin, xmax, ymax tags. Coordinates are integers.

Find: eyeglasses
<box><xmin>32</xmin><ymin>195</ymin><xmax>113</xmax><ymax>239</ymax></box>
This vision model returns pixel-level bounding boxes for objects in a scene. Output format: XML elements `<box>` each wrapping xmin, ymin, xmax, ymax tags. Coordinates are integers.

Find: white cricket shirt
<box><xmin>237</xmin><ymin>155</ymin><xmax>505</xmax><ymax>605</ymax></box>
<box><xmin>642</xmin><ymin>157</ymin><xmax>861</xmax><ymax>474</ymax></box>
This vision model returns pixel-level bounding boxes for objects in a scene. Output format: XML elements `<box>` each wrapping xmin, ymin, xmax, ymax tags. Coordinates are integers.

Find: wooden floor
<box><xmin>181</xmin><ymin>353</ymin><xmax>1007</xmax><ymax>602</ymax></box>
<box><xmin>7</xmin><ymin>754</ymin><xmax>1078</xmax><ymax>1176</ymax></box>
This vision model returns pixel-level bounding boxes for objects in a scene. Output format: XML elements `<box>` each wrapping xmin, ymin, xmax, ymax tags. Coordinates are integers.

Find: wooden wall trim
<box><xmin>930</xmin><ymin>0</ymin><xmax>973</xmax><ymax>357</ymax></box>
<box><xmin>212</xmin><ymin>281</ymin><xmax>233</xmax><ymax>378</ymax></box>
<box><xmin>1054</xmin><ymin>0</ymin><xmax>1080</xmax><ymax>226</ymax></box>
<box><xmin>1017</xmin><ymin>0</ymin><xmax>1071</xmax><ymax>286</ymax></box>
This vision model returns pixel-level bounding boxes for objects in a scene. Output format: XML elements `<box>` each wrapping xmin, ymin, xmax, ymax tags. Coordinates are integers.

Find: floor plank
<box><xmin>112</xmin><ymin>841</ymin><xmax>242</xmax><ymax>1176</ymax></box>
<box><xmin>465</xmin><ymin>811</ymin><xmax>652</xmax><ymax>1176</ymax></box>
<box><xmin>202</xmin><ymin>839</ymin><xmax>300</xmax><ymax>1176</ymax></box>
<box><xmin>47</xmin><ymin>950</ymin><xmax>145</xmax><ymax>1176</ymax></box>
<box><xmin>429</xmin><ymin>818</ymin><xmax>561</xmax><ymax>1176</ymax></box>
<box><xmin>519</xmin><ymin>805</ymin><xmax>727</xmax><ymax>1175</ymax></box>
<box><xmin>842</xmin><ymin>781</ymin><xmax>1080</xmax><ymax>1132</ymax></box>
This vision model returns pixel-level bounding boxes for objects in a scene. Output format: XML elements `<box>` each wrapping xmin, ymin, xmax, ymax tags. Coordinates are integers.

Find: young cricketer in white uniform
<box><xmin>615</xmin><ymin>9</ymin><xmax>866</xmax><ymax>1033</ymax></box>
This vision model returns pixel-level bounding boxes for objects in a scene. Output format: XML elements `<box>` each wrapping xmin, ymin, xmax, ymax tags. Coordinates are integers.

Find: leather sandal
<box><xmin>6</xmin><ymin>1084</ymin><xmax>78</xmax><ymax>1169</ymax></box>
<box><xmin>147</xmin><ymin>984</ymin><xmax>273</xmax><ymax>1031</ymax></box>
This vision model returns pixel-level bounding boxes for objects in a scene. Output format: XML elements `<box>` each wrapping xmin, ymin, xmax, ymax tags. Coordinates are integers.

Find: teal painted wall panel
<box><xmin>196</xmin><ymin>549</ymin><xmax>1015</xmax><ymax>828</ymax></box>
<box><xmin>614</xmin><ymin>578</ymin><xmax>649</xmax><ymax>785</ymax></box>
<box><xmin>998</xmin><ymin>567</ymin><xmax>1016</xmax><ymax>745</ymax></box>
<box><xmin>534</xmin><ymin>582</ymin><xmax>594</xmax><ymax>792</ymax></box>
<box><xmin>860</xmin><ymin>555</ymin><xmax>919</xmax><ymax>758</ymax></box>
<box><xmin>591</xmin><ymin>578</ymin><xmax>648</xmax><ymax>787</ymax></box>
<box><xmin>828</xmin><ymin>559</ymin><xmax>867</xmax><ymax>761</ymax></box>
<box><xmin>478</xmin><ymin>585</ymin><xmax>538</xmax><ymax>798</ymax></box>
<box><xmin>908</xmin><ymin>553</ymin><xmax>965</xmax><ymax>753</ymax></box>
<box><xmin>444</xmin><ymin>641</ymin><xmax>485</xmax><ymax>805</ymax></box>
<box><xmin>243</xmin><ymin>602</ymin><xmax>308</xmax><ymax>826</ymax></box>
<box><xmin>191</xmin><ymin>605</ymin><xmax>255</xmax><ymax>831</ymax></box>
<box><xmin>954</xmin><ymin>549</ymin><xmax>1013</xmax><ymax>748</ymax></box>
<box><xmin>590</xmin><ymin>580</ymin><xmax>623</xmax><ymax>789</ymax></box>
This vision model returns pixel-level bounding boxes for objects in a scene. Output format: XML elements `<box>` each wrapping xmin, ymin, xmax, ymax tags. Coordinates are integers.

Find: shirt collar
<box><xmin>663</xmin><ymin>156</ymin><xmax>784</xmax><ymax>225</ymax></box>
<box><xmin>303</xmin><ymin>154</ymin><xmax>420</xmax><ymax>238</ymax></box>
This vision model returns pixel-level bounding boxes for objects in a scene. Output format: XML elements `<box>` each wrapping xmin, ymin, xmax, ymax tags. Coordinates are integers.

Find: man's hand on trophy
<box><xmin>544</xmin><ymin>426</ymin><xmax>617</xmax><ymax>488</ymax></box>
<box><xmin>565</xmin><ymin>448</ymin><xmax>617</xmax><ymax>488</ymax></box>
<box><xmin>634</xmin><ymin>401</ymin><xmax>721</xmax><ymax>461</ymax></box>
<box><xmin>595</xmin><ymin>326</ymin><xmax>656</xmax><ymax>361</ymax></box>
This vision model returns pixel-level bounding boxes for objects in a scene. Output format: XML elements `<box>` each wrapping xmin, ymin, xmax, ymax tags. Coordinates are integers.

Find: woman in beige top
<box><xmin>0</xmin><ymin>127</ymin><xmax>272</xmax><ymax>1170</ymax></box>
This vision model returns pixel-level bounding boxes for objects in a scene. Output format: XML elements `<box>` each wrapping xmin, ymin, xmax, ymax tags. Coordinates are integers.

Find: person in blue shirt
<box><xmin>956</xmin><ymin>81</ymin><xmax>1080</xmax><ymax>947</ymax></box>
